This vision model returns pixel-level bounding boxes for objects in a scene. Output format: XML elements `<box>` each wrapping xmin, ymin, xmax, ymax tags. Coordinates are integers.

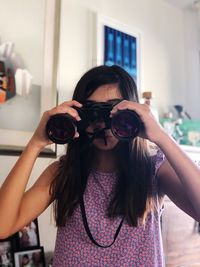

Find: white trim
<box><xmin>95</xmin><ymin>14</ymin><xmax>141</xmax><ymax>90</ymax></box>
<box><xmin>181</xmin><ymin>144</ymin><xmax>200</xmax><ymax>154</ymax></box>
<box><xmin>41</xmin><ymin>0</ymin><xmax>60</xmax><ymax>114</ymax></box>
<box><xmin>0</xmin><ymin>129</ymin><xmax>53</xmax><ymax>152</ymax></box>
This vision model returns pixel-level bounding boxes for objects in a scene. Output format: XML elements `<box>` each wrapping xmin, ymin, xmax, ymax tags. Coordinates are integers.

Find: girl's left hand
<box><xmin>110</xmin><ymin>100</ymin><xmax>165</xmax><ymax>144</ymax></box>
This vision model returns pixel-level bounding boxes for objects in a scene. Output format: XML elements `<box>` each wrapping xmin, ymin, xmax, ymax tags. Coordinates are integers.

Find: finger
<box><xmin>110</xmin><ymin>103</ymin><xmax>152</xmax><ymax>126</ymax></box>
<box><xmin>61</xmin><ymin>100</ymin><xmax>83</xmax><ymax>108</ymax></box>
<box><xmin>48</xmin><ymin>105</ymin><xmax>81</xmax><ymax>121</ymax></box>
<box><xmin>46</xmin><ymin>100</ymin><xmax>82</xmax><ymax>115</ymax></box>
<box><xmin>110</xmin><ymin>101</ymin><xmax>146</xmax><ymax>118</ymax></box>
<box><xmin>74</xmin><ymin>132</ymin><xmax>80</xmax><ymax>138</ymax></box>
<box><xmin>110</xmin><ymin>101</ymin><xmax>133</xmax><ymax>115</ymax></box>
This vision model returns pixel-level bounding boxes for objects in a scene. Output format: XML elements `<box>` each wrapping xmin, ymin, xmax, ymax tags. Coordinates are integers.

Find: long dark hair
<box><xmin>50</xmin><ymin>65</ymin><xmax>154</xmax><ymax>227</ymax></box>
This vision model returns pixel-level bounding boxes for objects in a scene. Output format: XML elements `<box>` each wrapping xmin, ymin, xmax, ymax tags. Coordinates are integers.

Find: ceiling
<box><xmin>164</xmin><ymin>0</ymin><xmax>199</xmax><ymax>9</ymax></box>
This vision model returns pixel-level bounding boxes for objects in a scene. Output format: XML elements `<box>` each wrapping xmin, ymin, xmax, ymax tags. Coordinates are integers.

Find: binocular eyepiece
<box><xmin>46</xmin><ymin>101</ymin><xmax>141</xmax><ymax>144</ymax></box>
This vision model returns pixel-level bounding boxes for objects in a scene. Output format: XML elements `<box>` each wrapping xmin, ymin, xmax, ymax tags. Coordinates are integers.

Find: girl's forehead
<box><xmin>87</xmin><ymin>84</ymin><xmax>122</xmax><ymax>102</ymax></box>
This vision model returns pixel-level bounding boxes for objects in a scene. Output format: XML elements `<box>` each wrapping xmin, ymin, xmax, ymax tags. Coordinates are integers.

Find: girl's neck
<box><xmin>93</xmin><ymin>150</ymin><xmax>118</xmax><ymax>173</ymax></box>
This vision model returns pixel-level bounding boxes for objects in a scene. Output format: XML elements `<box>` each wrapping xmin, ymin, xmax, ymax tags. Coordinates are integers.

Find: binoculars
<box><xmin>46</xmin><ymin>101</ymin><xmax>141</xmax><ymax>144</ymax></box>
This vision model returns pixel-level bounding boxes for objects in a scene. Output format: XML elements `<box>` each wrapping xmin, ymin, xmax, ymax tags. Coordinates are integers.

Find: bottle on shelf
<box><xmin>0</xmin><ymin>59</ymin><xmax>8</xmax><ymax>103</ymax></box>
<box><xmin>0</xmin><ymin>59</ymin><xmax>8</xmax><ymax>91</ymax></box>
<box><xmin>141</xmin><ymin>91</ymin><xmax>159</xmax><ymax>121</ymax></box>
<box><xmin>141</xmin><ymin>91</ymin><xmax>159</xmax><ymax>155</ymax></box>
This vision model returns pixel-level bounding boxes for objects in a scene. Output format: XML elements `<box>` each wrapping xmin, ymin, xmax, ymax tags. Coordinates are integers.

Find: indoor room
<box><xmin>0</xmin><ymin>0</ymin><xmax>200</xmax><ymax>266</ymax></box>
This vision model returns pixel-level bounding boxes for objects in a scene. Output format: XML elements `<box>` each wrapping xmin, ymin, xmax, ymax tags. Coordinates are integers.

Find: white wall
<box><xmin>184</xmin><ymin>8</ymin><xmax>200</xmax><ymax>119</ymax></box>
<box><xmin>0</xmin><ymin>0</ymin><xmax>199</xmax><ymax>259</ymax></box>
<box><xmin>58</xmin><ymin>0</ymin><xmax>187</xmax><ymax>116</ymax></box>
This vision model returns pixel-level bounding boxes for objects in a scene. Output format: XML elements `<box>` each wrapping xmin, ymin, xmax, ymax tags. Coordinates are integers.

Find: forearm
<box><xmin>0</xmin><ymin>140</ymin><xmax>42</xmax><ymax>236</ymax></box>
<box><xmin>156</xmin><ymin>132</ymin><xmax>200</xmax><ymax>219</ymax></box>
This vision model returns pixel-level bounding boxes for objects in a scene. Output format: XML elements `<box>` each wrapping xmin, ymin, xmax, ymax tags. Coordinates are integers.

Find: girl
<box><xmin>0</xmin><ymin>65</ymin><xmax>200</xmax><ymax>267</ymax></box>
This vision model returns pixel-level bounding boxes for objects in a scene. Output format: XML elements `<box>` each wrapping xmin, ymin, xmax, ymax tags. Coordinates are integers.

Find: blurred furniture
<box><xmin>160</xmin><ymin>118</ymin><xmax>200</xmax><ymax>148</ymax></box>
<box><xmin>162</xmin><ymin>148</ymin><xmax>200</xmax><ymax>267</ymax></box>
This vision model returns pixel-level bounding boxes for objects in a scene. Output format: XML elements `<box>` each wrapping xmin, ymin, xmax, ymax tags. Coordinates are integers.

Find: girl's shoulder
<box><xmin>148</xmin><ymin>142</ymin><xmax>166</xmax><ymax>202</ymax></box>
<box><xmin>148</xmin><ymin>141</ymin><xmax>165</xmax><ymax>176</ymax></box>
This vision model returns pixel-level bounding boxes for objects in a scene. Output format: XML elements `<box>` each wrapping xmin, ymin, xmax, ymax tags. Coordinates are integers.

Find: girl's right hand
<box><xmin>29</xmin><ymin>100</ymin><xmax>83</xmax><ymax>150</ymax></box>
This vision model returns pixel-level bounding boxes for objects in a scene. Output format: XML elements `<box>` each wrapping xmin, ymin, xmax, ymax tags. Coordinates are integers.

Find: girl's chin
<box><xmin>92</xmin><ymin>137</ymin><xmax>119</xmax><ymax>151</ymax></box>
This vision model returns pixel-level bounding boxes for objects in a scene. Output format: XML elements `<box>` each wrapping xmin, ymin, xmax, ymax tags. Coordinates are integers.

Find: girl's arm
<box><xmin>111</xmin><ymin>100</ymin><xmax>200</xmax><ymax>222</ymax></box>
<box><xmin>0</xmin><ymin>141</ymin><xmax>52</xmax><ymax>238</ymax></box>
<box><xmin>156</xmin><ymin>132</ymin><xmax>200</xmax><ymax>222</ymax></box>
<box><xmin>0</xmin><ymin>100</ymin><xmax>82</xmax><ymax>238</ymax></box>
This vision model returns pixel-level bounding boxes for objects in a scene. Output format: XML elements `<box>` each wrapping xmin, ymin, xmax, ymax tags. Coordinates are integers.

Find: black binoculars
<box><xmin>46</xmin><ymin>101</ymin><xmax>141</xmax><ymax>144</ymax></box>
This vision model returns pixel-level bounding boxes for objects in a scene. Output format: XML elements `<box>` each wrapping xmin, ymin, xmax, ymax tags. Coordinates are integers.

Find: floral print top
<box><xmin>53</xmin><ymin>150</ymin><xmax>165</xmax><ymax>267</ymax></box>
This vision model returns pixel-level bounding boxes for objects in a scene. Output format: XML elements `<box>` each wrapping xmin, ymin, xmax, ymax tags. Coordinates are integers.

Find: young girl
<box><xmin>0</xmin><ymin>65</ymin><xmax>200</xmax><ymax>267</ymax></box>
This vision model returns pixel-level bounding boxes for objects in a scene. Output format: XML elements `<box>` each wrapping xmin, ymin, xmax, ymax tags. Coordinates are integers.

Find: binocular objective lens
<box><xmin>111</xmin><ymin>110</ymin><xmax>140</xmax><ymax>140</ymax></box>
<box><xmin>46</xmin><ymin>114</ymin><xmax>76</xmax><ymax>144</ymax></box>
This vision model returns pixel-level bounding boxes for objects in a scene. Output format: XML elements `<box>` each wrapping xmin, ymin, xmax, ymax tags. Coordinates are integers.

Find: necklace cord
<box><xmin>79</xmin><ymin>195</ymin><xmax>124</xmax><ymax>248</ymax></box>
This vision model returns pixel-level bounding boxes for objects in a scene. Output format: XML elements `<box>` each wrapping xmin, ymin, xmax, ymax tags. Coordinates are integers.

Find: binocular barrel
<box><xmin>46</xmin><ymin>109</ymin><xmax>141</xmax><ymax>144</ymax></box>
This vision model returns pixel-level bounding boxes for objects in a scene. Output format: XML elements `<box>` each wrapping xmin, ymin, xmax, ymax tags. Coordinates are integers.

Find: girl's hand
<box><xmin>29</xmin><ymin>100</ymin><xmax>83</xmax><ymax>150</ymax></box>
<box><xmin>110</xmin><ymin>100</ymin><xmax>165</xmax><ymax>144</ymax></box>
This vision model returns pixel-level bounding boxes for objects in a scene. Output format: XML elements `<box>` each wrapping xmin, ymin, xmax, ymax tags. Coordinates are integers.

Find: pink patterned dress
<box><xmin>53</xmin><ymin>150</ymin><xmax>165</xmax><ymax>267</ymax></box>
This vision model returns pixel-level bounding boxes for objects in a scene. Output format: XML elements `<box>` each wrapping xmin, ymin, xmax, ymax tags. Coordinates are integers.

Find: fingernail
<box><xmin>76</xmin><ymin>116</ymin><xmax>81</xmax><ymax>121</ymax></box>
